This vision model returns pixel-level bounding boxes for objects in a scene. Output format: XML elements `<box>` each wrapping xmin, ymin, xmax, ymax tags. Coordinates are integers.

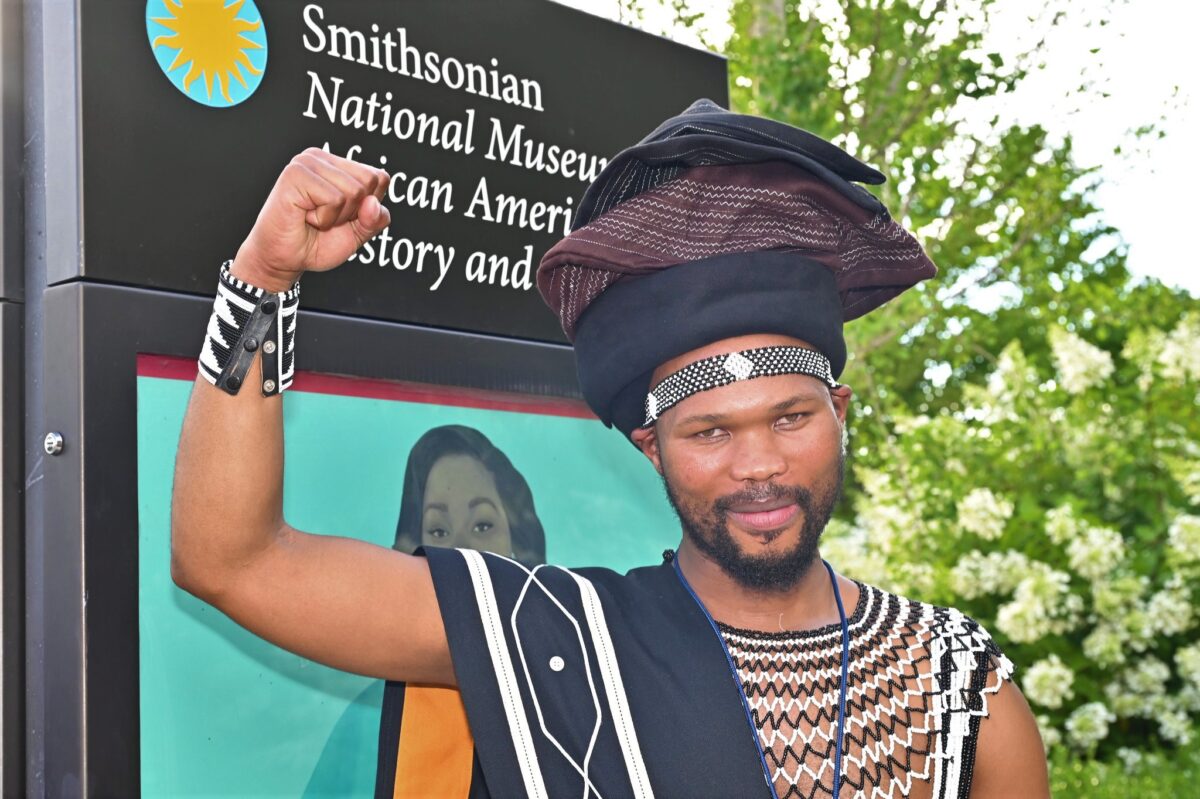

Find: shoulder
<box><xmin>421</xmin><ymin>546</ymin><xmax>668</xmax><ymax>613</ymax></box>
<box><xmin>854</xmin><ymin>581</ymin><xmax>1015</xmax><ymax>682</ymax></box>
<box><xmin>852</xmin><ymin>581</ymin><xmax>1047</xmax><ymax>798</ymax></box>
<box><xmin>971</xmin><ymin>675</ymin><xmax>1049</xmax><ymax>797</ymax></box>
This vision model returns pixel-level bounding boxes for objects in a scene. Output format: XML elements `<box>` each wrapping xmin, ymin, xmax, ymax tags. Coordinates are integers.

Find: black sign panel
<box><xmin>80</xmin><ymin>0</ymin><xmax>727</xmax><ymax>342</ymax></box>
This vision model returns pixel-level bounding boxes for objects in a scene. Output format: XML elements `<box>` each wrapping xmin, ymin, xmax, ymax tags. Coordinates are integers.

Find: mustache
<box><xmin>714</xmin><ymin>482</ymin><xmax>814</xmax><ymax>514</ymax></box>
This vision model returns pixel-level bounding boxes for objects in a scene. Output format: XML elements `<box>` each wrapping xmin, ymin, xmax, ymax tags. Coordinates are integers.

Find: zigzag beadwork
<box><xmin>718</xmin><ymin>583</ymin><xmax>1013</xmax><ymax>799</ymax></box>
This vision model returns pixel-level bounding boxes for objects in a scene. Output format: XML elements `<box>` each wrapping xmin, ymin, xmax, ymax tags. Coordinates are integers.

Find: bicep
<box><xmin>211</xmin><ymin>524</ymin><xmax>455</xmax><ymax>685</ymax></box>
<box><xmin>971</xmin><ymin>677</ymin><xmax>1049</xmax><ymax>798</ymax></box>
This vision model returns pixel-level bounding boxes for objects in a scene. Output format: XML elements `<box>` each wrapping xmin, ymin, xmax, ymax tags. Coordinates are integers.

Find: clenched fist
<box><xmin>230</xmin><ymin>148</ymin><xmax>391</xmax><ymax>292</ymax></box>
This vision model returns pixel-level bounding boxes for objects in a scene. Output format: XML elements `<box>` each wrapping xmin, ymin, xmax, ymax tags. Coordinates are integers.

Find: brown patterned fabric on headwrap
<box><xmin>537</xmin><ymin>160</ymin><xmax>935</xmax><ymax>342</ymax></box>
<box><xmin>533</xmin><ymin>99</ymin><xmax>939</xmax><ymax>438</ymax></box>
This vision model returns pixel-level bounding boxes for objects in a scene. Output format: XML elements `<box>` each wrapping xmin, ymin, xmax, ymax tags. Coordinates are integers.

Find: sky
<box><xmin>557</xmin><ymin>0</ymin><xmax>1199</xmax><ymax>297</ymax></box>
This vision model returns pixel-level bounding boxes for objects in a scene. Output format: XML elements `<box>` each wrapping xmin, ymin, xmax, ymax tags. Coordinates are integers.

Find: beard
<box><xmin>661</xmin><ymin>447</ymin><xmax>845</xmax><ymax>593</ymax></box>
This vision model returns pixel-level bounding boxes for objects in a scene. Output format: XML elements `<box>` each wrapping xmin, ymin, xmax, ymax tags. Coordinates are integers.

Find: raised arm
<box><xmin>170</xmin><ymin>149</ymin><xmax>453</xmax><ymax>685</ymax></box>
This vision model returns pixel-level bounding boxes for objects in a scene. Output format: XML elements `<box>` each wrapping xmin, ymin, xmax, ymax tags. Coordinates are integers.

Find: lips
<box><xmin>726</xmin><ymin>501</ymin><xmax>800</xmax><ymax>533</ymax></box>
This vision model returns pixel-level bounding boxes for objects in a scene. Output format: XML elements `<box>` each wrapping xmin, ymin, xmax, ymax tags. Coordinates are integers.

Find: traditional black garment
<box><xmin>376</xmin><ymin>548</ymin><xmax>1012</xmax><ymax>798</ymax></box>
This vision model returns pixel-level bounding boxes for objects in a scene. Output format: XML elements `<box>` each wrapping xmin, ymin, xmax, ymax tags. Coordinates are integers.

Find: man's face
<box><xmin>633</xmin><ymin>334</ymin><xmax>852</xmax><ymax>593</ymax></box>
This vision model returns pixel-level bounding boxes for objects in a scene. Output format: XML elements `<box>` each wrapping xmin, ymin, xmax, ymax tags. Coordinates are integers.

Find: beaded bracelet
<box><xmin>197</xmin><ymin>260</ymin><xmax>300</xmax><ymax>396</ymax></box>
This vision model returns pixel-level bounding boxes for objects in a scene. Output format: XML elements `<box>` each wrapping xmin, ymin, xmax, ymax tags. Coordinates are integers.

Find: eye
<box><xmin>473</xmin><ymin>520</ymin><xmax>495</xmax><ymax>534</ymax></box>
<box><xmin>426</xmin><ymin>527</ymin><xmax>449</xmax><ymax>539</ymax></box>
<box><xmin>776</xmin><ymin>412</ymin><xmax>810</xmax><ymax>427</ymax></box>
<box><xmin>694</xmin><ymin>427</ymin><xmax>727</xmax><ymax>440</ymax></box>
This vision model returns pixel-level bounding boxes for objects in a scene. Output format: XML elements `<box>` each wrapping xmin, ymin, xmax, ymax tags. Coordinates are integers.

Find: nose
<box><xmin>728</xmin><ymin>429</ymin><xmax>788</xmax><ymax>484</ymax></box>
<box><xmin>452</xmin><ymin>519</ymin><xmax>473</xmax><ymax>543</ymax></box>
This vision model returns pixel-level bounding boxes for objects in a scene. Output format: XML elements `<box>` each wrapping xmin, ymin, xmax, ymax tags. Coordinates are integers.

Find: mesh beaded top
<box><xmin>717</xmin><ymin>582</ymin><xmax>1013</xmax><ymax>799</ymax></box>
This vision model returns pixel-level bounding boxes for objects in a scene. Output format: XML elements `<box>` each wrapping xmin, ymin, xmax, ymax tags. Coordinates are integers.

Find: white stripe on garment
<box><xmin>569</xmin><ymin>572</ymin><xmax>655</xmax><ymax>799</ymax></box>
<box><xmin>461</xmin><ymin>550</ymin><xmax>549</xmax><ymax>799</ymax></box>
<box><xmin>509</xmin><ymin>563</ymin><xmax>605</xmax><ymax>799</ymax></box>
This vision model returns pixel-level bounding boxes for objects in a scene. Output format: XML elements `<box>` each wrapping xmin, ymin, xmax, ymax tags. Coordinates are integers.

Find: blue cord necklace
<box><xmin>824</xmin><ymin>558</ymin><xmax>851</xmax><ymax>797</ymax></box>
<box><xmin>672</xmin><ymin>554</ymin><xmax>851</xmax><ymax>798</ymax></box>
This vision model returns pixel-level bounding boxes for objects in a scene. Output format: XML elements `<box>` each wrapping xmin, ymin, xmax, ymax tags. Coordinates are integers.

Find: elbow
<box><xmin>169</xmin><ymin>515</ymin><xmax>281</xmax><ymax>603</ymax></box>
<box><xmin>169</xmin><ymin>523</ymin><xmax>225</xmax><ymax>602</ymax></box>
<box><xmin>169</xmin><ymin>549</ymin><xmax>202</xmax><ymax>596</ymax></box>
<box><xmin>170</xmin><ymin>546</ymin><xmax>216</xmax><ymax>601</ymax></box>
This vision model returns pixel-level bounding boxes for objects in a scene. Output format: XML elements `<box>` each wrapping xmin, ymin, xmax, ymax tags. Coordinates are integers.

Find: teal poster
<box><xmin>136</xmin><ymin>356</ymin><xmax>680</xmax><ymax>796</ymax></box>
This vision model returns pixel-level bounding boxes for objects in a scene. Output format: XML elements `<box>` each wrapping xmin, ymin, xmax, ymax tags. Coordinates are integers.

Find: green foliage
<box><xmin>1050</xmin><ymin>736</ymin><xmax>1200</xmax><ymax>797</ymax></box>
<box><xmin>723</xmin><ymin>0</ymin><xmax>1123</xmax><ymax>446</ymax></box>
<box><xmin>823</xmin><ymin>310</ymin><xmax>1200</xmax><ymax>755</ymax></box>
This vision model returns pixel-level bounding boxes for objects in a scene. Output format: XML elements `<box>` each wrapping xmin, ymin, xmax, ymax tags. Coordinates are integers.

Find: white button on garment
<box><xmin>549</xmin><ymin>656</ymin><xmax>565</xmax><ymax>672</ymax></box>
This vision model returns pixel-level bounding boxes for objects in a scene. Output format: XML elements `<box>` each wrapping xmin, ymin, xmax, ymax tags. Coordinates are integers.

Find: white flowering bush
<box><xmin>1049</xmin><ymin>326</ymin><xmax>1115</xmax><ymax>394</ymax></box>
<box><xmin>1024</xmin><ymin>655</ymin><xmax>1075</xmax><ymax>709</ymax></box>
<box><xmin>1067</xmin><ymin>703</ymin><xmax>1116</xmax><ymax>753</ymax></box>
<box><xmin>957</xmin><ymin>488</ymin><xmax>1014</xmax><ymax>541</ymax></box>
<box><xmin>831</xmin><ymin>310</ymin><xmax>1200</xmax><ymax>759</ymax></box>
<box><xmin>1169</xmin><ymin>515</ymin><xmax>1200</xmax><ymax>567</ymax></box>
<box><xmin>1067</xmin><ymin>526</ymin><xmax>1124</xmax><ymax>580</ymax></box>
<box><xmin>1157</xmin><ymin>311</ymin><xmax>1200</xmax><ymax>383</ymax></box>
<box><xmin>1116</xmin><ymin>746</ymin><xmax>1143</xmax><ymax>773</ymax></box>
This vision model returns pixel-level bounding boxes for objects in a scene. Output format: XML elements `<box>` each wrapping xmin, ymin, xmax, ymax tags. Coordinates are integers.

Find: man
<box><xmin>172</xmin><ymin>99</ymin><xmax>1048</xmax><ymax>798</ymax></box>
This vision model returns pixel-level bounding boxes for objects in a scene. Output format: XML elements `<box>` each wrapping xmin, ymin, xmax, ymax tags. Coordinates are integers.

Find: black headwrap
<box><xmin>536</xmin><ymin>99</ymin><xmax>937</xmax><ymax>438</ymax></box>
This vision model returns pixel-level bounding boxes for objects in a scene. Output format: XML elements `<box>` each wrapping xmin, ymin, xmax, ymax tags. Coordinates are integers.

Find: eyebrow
<box><xmin>674</xmin><ymin>392</ymin><xmax>822</xmax><ymax>428</ymax></box>
<box><xmin>424</xmin><ymin>497</ymin><xmax>500</xmax><ymax>513</ymax></box>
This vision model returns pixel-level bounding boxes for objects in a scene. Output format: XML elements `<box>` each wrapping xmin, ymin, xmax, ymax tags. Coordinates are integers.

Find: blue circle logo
<box><xmin>145</xmin><ymin>0</ymin><xmax>268</xmax><ymax>108</ymax></box>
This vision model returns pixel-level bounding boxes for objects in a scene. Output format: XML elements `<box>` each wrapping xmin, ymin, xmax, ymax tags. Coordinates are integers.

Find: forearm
<box><xmin>170</xmin><ymin>343</ymin><xmax>285</xmax><ymax>598</ymax></box>
<box><xmin>168</xmin><ymin>151</ymin><xmax>389</xmax><ymax>601</ymax></box>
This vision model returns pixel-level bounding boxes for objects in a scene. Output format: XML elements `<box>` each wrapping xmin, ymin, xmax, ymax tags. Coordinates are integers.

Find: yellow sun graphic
<box><xmin>152</xmin><ymin>0</ymin><xmax>263</xmax><ymax>104</ymax></box>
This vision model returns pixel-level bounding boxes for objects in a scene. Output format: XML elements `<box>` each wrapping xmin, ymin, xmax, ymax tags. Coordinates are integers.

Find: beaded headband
<box><xmin>643</xmin><ymin>345</ymin><xmax>840</xmax><ymax>426</ymax></box>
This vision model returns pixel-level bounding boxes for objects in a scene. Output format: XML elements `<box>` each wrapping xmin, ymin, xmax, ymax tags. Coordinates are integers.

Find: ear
<box><xmin>629</xmin><ymin>425</ymin><xmax>663</xmax><ymax>474</ymax></box>
<box><xmin>829</xmin><ymin>384</ymin><xmax>853</xmax><ymax>425</ymax></box>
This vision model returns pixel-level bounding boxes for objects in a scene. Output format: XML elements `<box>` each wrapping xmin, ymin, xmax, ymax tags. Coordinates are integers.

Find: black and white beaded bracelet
<box><xmin>198</xmin><ymin>261</ymin><xmax>300</xmax><ymax>397</ymax></box>
<box><xmin>643</xmin><ymin>345</ymin><xmax>840</xmax><ymax>425</ymax></box>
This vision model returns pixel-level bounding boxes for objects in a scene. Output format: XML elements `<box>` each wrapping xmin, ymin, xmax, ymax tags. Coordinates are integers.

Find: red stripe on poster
<box><xmin>137</xmin><ymin>354</ymin><xmax>596</xmax><ymax>420</ymax></box>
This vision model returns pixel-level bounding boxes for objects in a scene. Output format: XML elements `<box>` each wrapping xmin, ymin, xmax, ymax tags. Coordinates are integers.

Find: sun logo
<box><xmin>145</xmin><ymin>0</ymin><xmax>268</xmax><ymax>108</ymax></box>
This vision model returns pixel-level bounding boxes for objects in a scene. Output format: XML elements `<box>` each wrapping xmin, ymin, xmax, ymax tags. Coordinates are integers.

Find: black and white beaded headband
<box><xmin>643</xmin><ymin>345</ymin><xmax>840</xmax><ymax>425</ymax></box>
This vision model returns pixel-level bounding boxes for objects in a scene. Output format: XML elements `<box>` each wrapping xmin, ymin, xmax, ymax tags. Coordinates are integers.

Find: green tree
<box><xmin>724</xmin><ymin>1</ymin><xmax>1115</xmax><ymax>449</ymax></box>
